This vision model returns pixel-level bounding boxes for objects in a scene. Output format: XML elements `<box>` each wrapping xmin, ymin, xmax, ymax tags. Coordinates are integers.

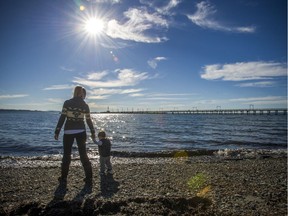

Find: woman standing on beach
<box><xmin>54</xmin><ymin>86</ymin><xmax>96</xmax><ymax>184</ymax></box>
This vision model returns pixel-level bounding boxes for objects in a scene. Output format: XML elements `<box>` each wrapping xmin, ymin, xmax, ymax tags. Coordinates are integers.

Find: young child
<box><xmin>95</xmin><ymin>131</ymin><xmax>113</xmax><ymax>175</ymax></box>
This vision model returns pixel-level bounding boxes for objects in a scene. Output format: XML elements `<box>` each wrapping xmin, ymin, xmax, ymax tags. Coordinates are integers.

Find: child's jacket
<box><xmin>98</xmin><ymin>138</ymin><xmax>111</xmax><ymax>157</ymax></box>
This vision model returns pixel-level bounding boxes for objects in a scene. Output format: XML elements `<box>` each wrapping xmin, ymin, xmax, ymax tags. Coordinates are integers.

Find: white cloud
<box><xmin>88</xmin><ymin>95</ymin><xmax>110</xmax><ymax>100</ymax></box>
<box><xmin>161</xmin><ymin>0</ymin><xmax>181</xmax><ymax>13</ymax></box>
<box><xmin>187</xmin><ymin>1</ymin><xmax>256</xmax><ymax>33</ymax></box>
<box><xmin>201</xmin><ymin>61</ymin><xmax>287</xmax><ymax>81</ymax></box>
<box><xmin>91</xmin><ymin>88</ymin><xmax>121</xmax><ymax>95</ymax></box>
<box><xmin>150</xmin><ymin>93</ymin><xmax>195</xmax><ymax>97</ymax></box>
<box><xmin>91</xmin><ymin>88</ymin><xmax>144</xmax><ymax>95</ymax></box>
<box><xmin>86</xmin><ymin>0</ymin><xmax>121</xmax><ymax>4</ymax></box>
<box><xmin>234</xmin><ymin>27</ymin><xmax>255</xmax><ymax>33</ymax></box>
<box><xmin>60</xmin><ymin>66</ymin><xmax>74</xmax><ymax>72</ymax></box>
<box><xmin>229</xmin><ymin>96</ymin><xmax>287</xmax><ymax>105</ymax></box>
<box><xmin>140</xmin><ymin>0</ymin><xmax>182</xmax><ymax>15</ymax></box>
<box><xmin>47</xmin><ymin>98</ymin><xmax>63</xmax><ymax>103</ymax></box>
<box><xmin>87</xmin><ymin>71</ymin><xmax>109</xmax><ymax>80</ymax></box>
<box><xmin>148</xmin><ymin>56</ymin><xmax>167</xmax><ymax>69</ymax></box>
<box><xmin>192</xmin><ymin>96</ymin><xmax>287</xmax><ymax>108</ymax></box>
<box><xmin>43</xmin><ymin>84</ymin><xmax>73</xmax><ymax>90</ymax></box>
<box><xmin>155</xmin><ymin>57</ymin><xmax>167</xmax><ymax>60</ymax></box>
<box><xmin>0</xmin><ymin>94</ymin><xmax>29</xmax><ymax>99</ymax></box>
<box><xmin>88</xmin><ymin>88</ymin><xmax>145</xmax><ymax>99</ymax></box>
<box><xmin>144</xmin><ymin>97</ymin><xmax>188</xmax><ymax>101</ymax></box>
<box><xmin>121</xmin><ymin>88</ymin><xmax>144</xmax><ymax>94</ymax></box>
<box><xmin>106</xmin><ymin>8</ymin><xmax>169</xmax><ymax>43</ymax></box>
<box><xmin>129</xmin><ymin>93</ymin><xmax>145</xmax><ymax>97</ymax></box>
<box><xmin>236</xmin><ymin>81</ymin><xmax>276</xmax><ymax>88</ymax></box>
<box><xmin>73</xmin><ymin>68</ymin><xmax>150</xmax><ymax>88</ymax></box>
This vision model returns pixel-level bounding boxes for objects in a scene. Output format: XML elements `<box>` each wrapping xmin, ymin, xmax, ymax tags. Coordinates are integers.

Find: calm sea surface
<box><xmin>0</xmin><ymin>110</ymin><xmax>287</xmax><ymax>157</ymax></box>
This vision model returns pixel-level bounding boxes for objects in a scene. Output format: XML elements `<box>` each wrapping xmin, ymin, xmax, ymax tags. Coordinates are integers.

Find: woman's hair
<box><xmin>82</xmin><ymin>88</ymin><xmax>86</xmax><ymax>99</ymax></box>
<box><xmin>73</xmin><ymin>86</ymin><xmax>84</xmax><ymax>98</ymax></box>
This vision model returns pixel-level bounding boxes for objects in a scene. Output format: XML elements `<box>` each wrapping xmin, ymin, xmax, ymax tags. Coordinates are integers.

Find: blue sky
<box><xmin>0</xmin><ymin>0</ymin><xmax>287</xmax><ymax>112</ymax></box>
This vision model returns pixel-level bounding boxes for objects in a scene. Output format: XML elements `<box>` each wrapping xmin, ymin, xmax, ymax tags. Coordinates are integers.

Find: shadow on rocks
<box><xmin>2</xmin><ymin>196</ymin><xmax>213</xmax><ymax>216</ymax></box>
<box><xmin>89</xmin><ymin>196</ymin><xmax>213</xmax><ymax>215</ymax></box>
<box><xmin>42</xmin><ymin>181</ymin><xmax>93</xmax><ymax>216</ymax></box>
<box><xmin>98</xmin><ymin>173</ymin><xmax>120</xmax><ymax>198</ymax></box>
<box><xmin>73</xmin><ymin>181</ymin><xmax>93</xmax><ymax>202</ymax></box>
<box><xmin>48</xmin><ymin>179</ymin><xmax>67</xmax><ymax>205</ymax></box>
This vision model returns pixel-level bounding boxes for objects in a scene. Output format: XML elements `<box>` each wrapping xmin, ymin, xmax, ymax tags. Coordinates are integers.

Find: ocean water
<box><xmin>0</xmin><ymin>110</ymin><xmax>287</xmax><ymax>158</ymax></box>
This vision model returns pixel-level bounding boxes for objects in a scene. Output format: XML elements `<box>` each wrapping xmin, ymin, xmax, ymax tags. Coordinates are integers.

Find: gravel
<box><xmin>0</xmin><ymin>156</ymin><xmax>287</xmax><ymax>215</ymax></box>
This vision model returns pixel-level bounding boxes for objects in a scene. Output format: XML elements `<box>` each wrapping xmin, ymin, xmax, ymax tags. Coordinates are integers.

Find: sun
<box><xmin>84</xmin><ymin>17</ymin><xmax>105</xmax><ymax>35</ymax></box>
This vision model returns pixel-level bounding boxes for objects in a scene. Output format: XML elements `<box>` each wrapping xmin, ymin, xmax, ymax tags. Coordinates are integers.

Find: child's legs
<box><xmin>99</xmin><ymin>156</ymin><xmax>112</xmax><ymax>172</ymax></box>
<box><xmin>99</xmin><ymin>156</ymin><xmax>106</xmax><ymax>173</ymax></box>
<box><xmin>105</xmin><ymin>156</ymin><xmax>112</xmax><ymax>171</ymax></box>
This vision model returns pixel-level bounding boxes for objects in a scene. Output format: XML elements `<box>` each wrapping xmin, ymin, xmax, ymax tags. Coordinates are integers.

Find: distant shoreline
<box><xmin>0</xmin><ymin>109</ymin><xmax>47</xmax><ymax>112</ymax></box>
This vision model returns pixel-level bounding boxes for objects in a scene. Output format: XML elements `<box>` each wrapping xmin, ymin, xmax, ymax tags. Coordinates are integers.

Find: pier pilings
<box><xmin>99</xmin><ymin>108</ymin><xmax>287</xmax><ymax>115</ymax></box>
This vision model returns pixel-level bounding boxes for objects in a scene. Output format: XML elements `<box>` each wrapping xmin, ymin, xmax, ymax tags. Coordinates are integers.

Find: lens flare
<box><xmin>197</xmin><ymin>185</ymin><xmax>211</xmax><ymax>197</ymax></box>
<box><xmin>110</xmin><ymin>51</ymin><xmax>119</xmax><ymax>63</ymax></box>
<box><xmin>173</xmin><ymin>150</ymin><xmax>189</xmax><ymax>163</ymax></box>
<box><xmin>187</xmin><ymin>173</ymin><xmax>207</xmax><ymax>192</ymax></box>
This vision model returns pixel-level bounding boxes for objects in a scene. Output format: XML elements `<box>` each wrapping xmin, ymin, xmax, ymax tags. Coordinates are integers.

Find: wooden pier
<box><xmin>101</xmin><ymin>108</ymin><xmax>287</xmax><ymax>115</ymax></box>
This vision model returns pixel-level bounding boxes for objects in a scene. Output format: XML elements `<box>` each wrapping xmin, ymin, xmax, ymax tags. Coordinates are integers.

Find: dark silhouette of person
<box><xmin>54</xmin><ymin>85</ymin><xmax>95</xmax><ymax>184</ymax></box>
<box><xmin>95</xmin><ymin>131</ymin><xmax>113</xmax><ymax>175</ymax></box>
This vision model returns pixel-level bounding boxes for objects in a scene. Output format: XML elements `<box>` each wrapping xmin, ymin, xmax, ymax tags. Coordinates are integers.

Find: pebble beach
<box><xmin>0</xmin><ymin>152</ymin><xmax>287</xmax><ymax>216</ymax></box>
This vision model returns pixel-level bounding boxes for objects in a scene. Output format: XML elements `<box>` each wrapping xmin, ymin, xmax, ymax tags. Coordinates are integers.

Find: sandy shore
<box><xmin>0</xmin><ymin>155</ymin><xmax>287</xmax><ymax>215</ymax></box>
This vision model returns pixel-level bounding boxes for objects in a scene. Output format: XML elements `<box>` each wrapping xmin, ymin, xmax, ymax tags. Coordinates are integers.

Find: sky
<box><xmin>0</xmin><ymin>0</ymin><xmax>287</xmax><ymax>112</ymax></box>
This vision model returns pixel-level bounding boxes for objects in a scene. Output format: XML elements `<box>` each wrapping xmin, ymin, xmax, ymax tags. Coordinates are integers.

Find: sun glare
<box><xmin>84</xmin><ymin>18</ymin><xmax>104</xmax><ymax>35</ymax></box>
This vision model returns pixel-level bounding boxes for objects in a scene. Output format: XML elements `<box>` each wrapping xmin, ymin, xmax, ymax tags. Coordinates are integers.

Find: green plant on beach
<box><xmin>187</xmin><ymin>173</ymin><xmax>207</xmax><ymax>193</ymax></box>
